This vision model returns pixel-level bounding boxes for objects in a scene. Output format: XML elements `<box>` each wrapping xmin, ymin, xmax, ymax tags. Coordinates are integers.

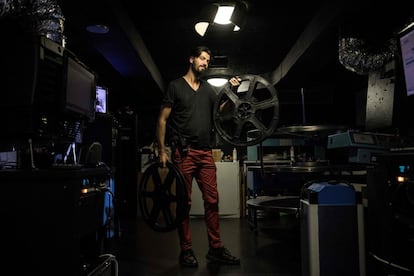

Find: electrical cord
<box><xmin>369</xmin><ymin>251</ymin><xmax>413</xmax><ymax>273</ymax></box>
<box><xmin>86</xmin><ymin>253</ymin><xmax>118</xmax><ymax>276</ymax></box>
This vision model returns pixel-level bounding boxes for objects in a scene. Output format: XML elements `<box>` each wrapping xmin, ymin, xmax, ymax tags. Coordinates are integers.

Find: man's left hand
<box><xmin>229</xmin><ymin>76</ymin><xmax>241</xmax><ymax>87</ymax></box>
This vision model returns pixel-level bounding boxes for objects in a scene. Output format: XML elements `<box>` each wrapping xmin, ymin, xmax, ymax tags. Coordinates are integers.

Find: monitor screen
<box><xmin>64</xmin><ymin>55</ymin><xmax>96</xmax><ymax>120</ymax></box>
<box><xmin>398</xmin><ymin>23</ymin><xmax>414</xmax><ymax>96</ymax></box>
<box><xmin>95</xmin><ymin>85</ymin><xmax>108</xmax><ymax>113</ymax></box>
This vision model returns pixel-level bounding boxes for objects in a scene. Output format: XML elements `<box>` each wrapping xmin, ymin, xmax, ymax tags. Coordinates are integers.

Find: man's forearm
<box><xmin>157</xmin><ymin>121</ymin><xmax>167</xmax><ymax>154</ymax></box>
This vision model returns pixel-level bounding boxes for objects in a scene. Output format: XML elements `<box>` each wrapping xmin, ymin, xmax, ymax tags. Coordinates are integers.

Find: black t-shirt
<box><xmin>162</xmin><ymin>77</ymin><xmax>217</xmax><ymax>149</ymax></box>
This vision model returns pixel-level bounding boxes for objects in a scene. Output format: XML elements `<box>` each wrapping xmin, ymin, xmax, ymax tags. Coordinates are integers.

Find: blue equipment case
<box><xmin>300</xmin><ymin>180</ymin><xmax>366</xmax><ymax>276</ymax></box>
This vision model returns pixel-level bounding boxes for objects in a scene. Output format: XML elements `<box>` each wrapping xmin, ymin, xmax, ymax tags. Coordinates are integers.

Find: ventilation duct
<box><xmin>338</xmin><ymin>37</ymin><xmax>396</xmax><ymax>75</ymax></box>
<box><xmin>0</xmin><ymin>0</ymin><xmax>66</xmax><ymax>46</ymax></box>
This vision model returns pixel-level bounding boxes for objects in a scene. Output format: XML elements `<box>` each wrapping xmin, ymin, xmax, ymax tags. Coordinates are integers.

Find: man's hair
<box><xmin>189</xmin><ymin>45</ymin><xmax>211</xmax><ymax>58</ymax></box>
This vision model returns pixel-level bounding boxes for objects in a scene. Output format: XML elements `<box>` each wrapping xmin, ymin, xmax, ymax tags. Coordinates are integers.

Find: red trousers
<box><xmin>174</xmin><ymin>147</ymin><xmax>222</xmax><ymax>250</ymax></box>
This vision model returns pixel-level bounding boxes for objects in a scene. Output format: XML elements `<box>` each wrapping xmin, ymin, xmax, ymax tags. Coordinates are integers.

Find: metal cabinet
<box><xmin>190</xmin><ymin>162</ymin><xmax>240</xmax><ymax>218</ymax></box>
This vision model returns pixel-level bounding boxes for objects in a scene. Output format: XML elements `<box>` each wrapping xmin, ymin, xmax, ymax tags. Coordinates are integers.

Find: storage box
<box><xmin>212</xmin><ymin>149</ymin><xmax>222</xmax><ymax>162</ymax></box>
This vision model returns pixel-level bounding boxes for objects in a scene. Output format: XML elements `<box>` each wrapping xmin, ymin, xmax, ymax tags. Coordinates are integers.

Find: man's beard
<box><xmin>192</xmin><ymin>63</ymin><xmax>207</xmax><ymax>77</ymax></box>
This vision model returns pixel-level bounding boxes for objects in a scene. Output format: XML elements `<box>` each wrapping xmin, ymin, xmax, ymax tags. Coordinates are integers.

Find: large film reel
<box><xmin>213</xmin><ymin>74</ymin><xmax>279</xmax><ymax>146</ymax></box>
<box><xmin>138</xmin><ymin>162</ymin><xmax>189</xmax><ymax>232</ymax></box>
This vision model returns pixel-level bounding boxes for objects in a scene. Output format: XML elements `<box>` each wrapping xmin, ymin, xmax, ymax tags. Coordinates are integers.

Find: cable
<box><xmin>369</xmin><ymin>252</ymin><xmax>413</xmax><ymax>273</ymax></box>
<box><xmin>86</xmin><ymin>253</ymin><xmax>118</xmax><ymax>276</ymax></box>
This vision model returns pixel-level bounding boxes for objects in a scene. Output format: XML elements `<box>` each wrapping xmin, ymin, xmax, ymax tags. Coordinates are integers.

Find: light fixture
<box><xmin>194</xmin><ymin>1</ymin><xmax>247</xmax><ymax>37</ymax></box>
<box><xmin>207</xmin><ymin>77</ymin><xmax>229</xmax><ymax>87</ymax></box>
<box><xmin>194</xmin><ymin>21</ymin><xmax>210</xmax><ymax>37</ymax></box>
<box><xmin>399</xmin><ymin>21</ymin><xmax>414</xmax><ymax>34</ymax></box>
<box><xmin>214</xmin><ymin>6</ymin><xmax>235</xmax><ymax>25</ymax></box>
<box><xmin>86</xmin><ymin>24</ymin><xmax>109</xmax><ymax>34</ymax></box>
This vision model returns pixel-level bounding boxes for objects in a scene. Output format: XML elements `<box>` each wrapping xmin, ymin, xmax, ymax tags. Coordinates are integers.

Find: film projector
<box><xmin>138</xmin><ymin>74</ymin><xmax>279</xmax><ymax>232</ymax></box>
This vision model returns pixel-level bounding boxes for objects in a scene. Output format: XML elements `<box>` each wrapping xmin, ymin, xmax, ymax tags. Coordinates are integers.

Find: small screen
<box><xmin>95</xmin><ymin>85</ymin><xmax>108</xmax><ymax>113</ymax></box>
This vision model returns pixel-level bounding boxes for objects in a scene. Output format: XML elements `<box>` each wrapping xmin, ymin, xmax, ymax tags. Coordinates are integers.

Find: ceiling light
<box><xmin>194</xmin><ymin>1</ymin><xmax>247</xmax><ymax>37</ymax></box>
<box><xmin>207</xmin><ymin>77</ymin><xmax>229</xmax><ymax>87</ymax></box>
<box><xmin>214</xmin><ymin>6</ymin><xmax>235</xmax><ymax>25</ymax></box>
<box><xmin>399</xmin><ymin>21</ymin><xmax>414</xmax><ymax>34</ymax></box>
<box><xmin>194</xmin><ymin>22</ymin><xmax>210</xmax><ymax>37</ymax></box>
<box><xmin>86</xmin><ymin>24</ymin><xmax>109</xmax><ymax>34</ymax></box>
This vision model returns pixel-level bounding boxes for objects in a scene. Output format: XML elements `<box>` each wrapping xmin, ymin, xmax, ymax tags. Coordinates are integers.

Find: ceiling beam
<box><xmin>265</xmin><ymin>1</ymin><xmax>346</xmax><ymax>86</ymax></box>
<box><xmin>106</xmin><ymin>0</ymin><xmax>165</xmax><ymax>93</ymax></box>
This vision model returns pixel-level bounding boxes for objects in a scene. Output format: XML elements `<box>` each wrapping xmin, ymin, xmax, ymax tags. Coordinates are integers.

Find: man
<box><xmin>156</xmin><ymin>45</ymin><xmax>240</xmax><ymax>267</ymax></box>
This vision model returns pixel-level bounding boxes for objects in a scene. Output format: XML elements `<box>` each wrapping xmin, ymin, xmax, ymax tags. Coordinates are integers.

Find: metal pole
<box><xmin>301</xmin><ymin>87</ymin><xmax>306</xmax><ymax>124</ymax></box>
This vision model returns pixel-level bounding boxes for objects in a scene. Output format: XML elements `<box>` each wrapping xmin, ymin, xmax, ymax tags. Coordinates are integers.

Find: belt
<box><xmin>188</xmin><ymin>145</ymin><xmax>211</xmax><ymax>151</ymax></box>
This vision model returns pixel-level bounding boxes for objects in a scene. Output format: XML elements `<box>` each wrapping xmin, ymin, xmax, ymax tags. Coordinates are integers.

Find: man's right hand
<box><xmin>159</xmin><ymin>151</ymin><xmax>169</xmax><ymax>167</ymax></box>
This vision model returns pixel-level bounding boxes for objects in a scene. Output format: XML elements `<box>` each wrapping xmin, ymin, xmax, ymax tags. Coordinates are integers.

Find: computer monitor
<box><xmin>397</xmin><ymin>22</ymin><xmax>414</xmax><ymax>97</ymax></box>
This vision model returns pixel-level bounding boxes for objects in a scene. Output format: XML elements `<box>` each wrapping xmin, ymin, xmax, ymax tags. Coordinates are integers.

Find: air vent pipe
<box><xmin>0</xmin><ymin>0</ymin><xmax>66</xmax><ymax>46</ymax></box>
<box><xmin>338</xmin><ymin>36</ymin><xmax>396</xmax><ymax>75</ymax></box>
